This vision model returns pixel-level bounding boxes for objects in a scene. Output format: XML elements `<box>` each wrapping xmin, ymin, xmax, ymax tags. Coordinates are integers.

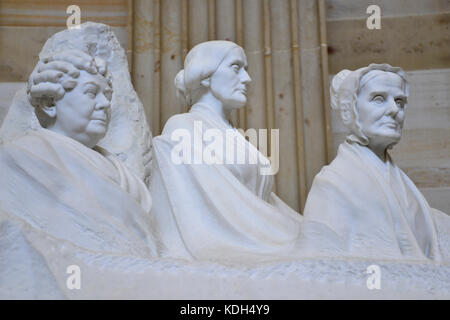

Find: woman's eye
<box><xmin>231</xmin><ymin>64</ymin><xmax>240</xmax><ymax>73</ymax></box>
<box><xmin>395</xmin><ymin>99</ymin><xmax>405</xmax><ymax>108</ymax></box>
<box><xmin>372</xmin><ymin>95</ymin><xmax>384</xmax><ymax>103</ymax></box>
<box><xmin>85</xmin><ymin>88</ymin><xmax>97</xmax><ymax>99</ymax></box>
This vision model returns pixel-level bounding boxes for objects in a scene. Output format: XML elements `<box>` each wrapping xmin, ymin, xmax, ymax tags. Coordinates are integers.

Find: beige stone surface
<box><xmin>327</xmin><ymin>13</ymin><xmax>450</xmax><ymax>74</ymax></box>
<box><xmin>422</xmin><ymin>187</ymin><xmax>450</xmax><ymax>215</ymax></box>
<box><xmin>0</xmin><ymin>26</ymin><xmax>128</xmax><ymax>82</ymax></box>
<box><xmin>0</xmin><ymin>0</ymin><xmax>128</xmax><ymax>27</ymax></box>
<box><xmin>270</xmin><ymin>0</ymin><xmax>301</xmax><ymax>211</ymax></box>
<box><xmin>326</xmin><ymin>0</ymin><xmax>450</xmax><ymax>20</ymax></box>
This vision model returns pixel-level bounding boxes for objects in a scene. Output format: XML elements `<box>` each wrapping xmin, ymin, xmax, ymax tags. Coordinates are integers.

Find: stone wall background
<box><xmin>0</xmin><ymin>0</ymin><xmax>449</xmax><ymax>213</ymax></box>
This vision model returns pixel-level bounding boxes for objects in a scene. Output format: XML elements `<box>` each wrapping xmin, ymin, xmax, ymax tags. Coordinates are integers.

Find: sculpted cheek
<box><xmin>373</xmin><ymin>106</ymin><xmax>386</xmax><ymax>120</ymax></box>
<box><xmin>398</xmin><ymin>114</ymin><xmax>406</xmax><ymax>126</ymax></box>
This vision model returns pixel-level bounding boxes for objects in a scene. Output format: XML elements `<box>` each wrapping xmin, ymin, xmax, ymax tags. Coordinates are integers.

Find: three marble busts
<box><xmin>0</xmin><ymin>24</ymin><xmax>449</xmax><ymax>299</ymax></box>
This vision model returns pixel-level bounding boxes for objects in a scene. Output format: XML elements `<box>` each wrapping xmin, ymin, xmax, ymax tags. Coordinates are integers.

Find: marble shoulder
<box><xmin>1</xmin><ymin>131</ymin><xmax>46</xmax><ymax>151</ymax></box>
<box><xmin>0</xmin><ymin>131</ymin><xmax>64</xmax><ymax>169</ymax></box>
<box><xmin>311</xmin><ymin>160</ymin><xmax>345</xmax><ymax>185</ymax></box>
<box><xmin>313</xmin><ymin>147</ymin><xmax>367</xmax><ymax>185</ymax></box>
<box><xmin>161</xmin><ymin>113</ymin><xmax>195</xmax><ymax>136</ymax></box>
<box><xmin>308</xmin><ymin>156</ymin><xmax>365</xmax><ymax>198</ymax></box>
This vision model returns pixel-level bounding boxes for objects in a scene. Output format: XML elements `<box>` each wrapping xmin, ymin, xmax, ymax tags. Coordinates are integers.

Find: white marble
<box><xmin>1</xmin><ymin>216</ymin><xmax>449</xmax><ymax>299</ymax></box>
<box><xmin>0</xmin><ymin>22</ymin><xmax>152</xmax><ymax>184</ymax></box>
<box><xmin>0</xmin><ymin>82</ymin><xmax>25</xmax><ymax>129</ymax></box>
<box><xmin>302</xmin><ymin>64</ymin><xmax>450</xmax><ymax>262</ymax></box>
<box><xmin>1</xmin><ymin>32</ymin><xmax>449</xmax><ymax>300</ymax></box>
<box><xmin>0</xmin><ymin>23</ymin><xmax>158</xmax><ymax>295</ymax></box>
<box><xmin>150</xmin><ymin>41</ymin><xmax>303</xmax><ymax>261</ymax></box>
<box><xmin>0</xmin><ymin>47</ymin><xmax>155</xmax><ymax>251</ymax></box>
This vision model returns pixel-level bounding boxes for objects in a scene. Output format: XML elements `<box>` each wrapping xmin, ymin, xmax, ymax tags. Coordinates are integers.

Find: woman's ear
<box><xmin>340</xmin><ymin>108</ymin><xmax>351</xmax><ymax>125</ymax></box>
<box><xmin>200</xmin><ymin>78</ymin><xmax>211</xmax><ymax>88</ymax></box>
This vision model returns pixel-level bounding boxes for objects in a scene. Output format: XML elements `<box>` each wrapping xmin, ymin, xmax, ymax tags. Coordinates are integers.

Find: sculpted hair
<box><xmin>27</xmin><ymin>49</ymin><xmax>111</xmax><ymax>127</ymax></box>
<box><xmin>174</xmin><ymin>40</ymin><xmax>242</xmax><ymax>106</ymax></box>
<box><xmin>330</xmin><ymin>63</ymin><xmax>409</xmax><ymax>145</ymax></box>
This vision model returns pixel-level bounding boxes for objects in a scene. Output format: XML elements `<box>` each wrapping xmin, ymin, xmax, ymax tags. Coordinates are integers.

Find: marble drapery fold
<box><xmin>150</xmin><ymin>103</ymin><xmax>302</xmax><ymax>261</ymax></box>
<box><xmin>0</xmin><ymin>128</ymin><xmax>156</xmax><ymax>257</ymax></box>
<box><xmin>301</xmin><ymin>141</ymin><xmax>449</xmax><ymax>262</ymax></box>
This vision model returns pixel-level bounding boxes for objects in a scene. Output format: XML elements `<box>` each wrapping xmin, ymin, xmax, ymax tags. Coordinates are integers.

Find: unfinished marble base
<box><xmin>1</xmin><ymin>218</ymin><xmax>448</xmax><ymax>300</ymax></box>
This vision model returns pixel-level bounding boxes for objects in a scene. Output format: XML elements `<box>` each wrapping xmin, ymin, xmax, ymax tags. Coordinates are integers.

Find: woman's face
<box><xmin>209</xmin><ymin>47</ymin><xmax>251</xmax><ymax>110</ymax></box>
<box><xmin>53</xmin><ymin>70</ymin><xmax>112</xmax><ymax>147</ymax></box>
<box><xmin>356</xmin><ymin>71</ymin><xmax>407</xmax><ymax>150</ymax></box>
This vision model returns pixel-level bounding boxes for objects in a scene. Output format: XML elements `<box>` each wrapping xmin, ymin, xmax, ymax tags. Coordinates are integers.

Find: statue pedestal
<box><xmin>62</xmin><ymin>257</ymin><xmax>450</xmax><ymax>299</ymax></box>
<box><xmin>1</xmin><ymin>218</ymin><xmax>449</xmax><ymax>299</ymax></box>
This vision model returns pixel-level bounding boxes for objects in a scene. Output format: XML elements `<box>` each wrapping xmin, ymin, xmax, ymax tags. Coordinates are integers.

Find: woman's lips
<box><xmin>383</xmin><ymin>122</ymin><xmax>398</xmax><ymax>129</ymax></box>
<box><xmin>91</xmin><ymin>118</ymin><xmax>107</xmax><ymax>125</ymax></box>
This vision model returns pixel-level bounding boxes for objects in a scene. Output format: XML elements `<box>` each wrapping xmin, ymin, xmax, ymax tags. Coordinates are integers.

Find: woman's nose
<box><xmin>96</xmin><ymin>93</ymin><xmax>111</xmax><ymax>110</ymax></box>
<box><xmin>241</xmin><ymin>69</ymin><xmax>252</xmax><ymax>84</ymax></box>
<box><xmin>386</xmin><ymin>98</ymin><xmax>399</xmax><ymax>116</ymax></box>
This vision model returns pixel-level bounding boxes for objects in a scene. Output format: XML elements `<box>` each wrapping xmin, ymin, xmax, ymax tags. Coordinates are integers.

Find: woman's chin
<box><xmin>87</xmin><ymin>122</ymin><xmax>108</xmax><ymax>136</ymax></box>
<box><xmin>227</xmin><ymin>99</ymin><xmax>247</xmax><ymax>110</ymax></box>
<box><xmin>85</xmin><ymin>129</ymin><xmax>107</xmax><ymax>145</ymax></box>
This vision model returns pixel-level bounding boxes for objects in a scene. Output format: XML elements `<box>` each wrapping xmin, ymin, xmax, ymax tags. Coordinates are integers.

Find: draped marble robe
<box><xmin>0</xmin><ymin>128</ymin><xmax>156</xmax><ymax>257</ymax></box>
<box><xmin>150</xmin><ymin>103</ymin><xmax>302</xmax><ymax>261</ymax></box>
<box><xmin>301</xmin><ymin>141</ymin><xmax>450</xmax><ymax>262</ymax></box>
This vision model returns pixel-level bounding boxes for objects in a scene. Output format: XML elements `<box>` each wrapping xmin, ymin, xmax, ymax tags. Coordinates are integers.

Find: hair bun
<box><xmin>174</xmin><ymin>70</ymin><xmax>186</xmax><ymax>94</ymax></box>
<box><xmin>174</xmin><ymin>69</ymin><xmax>189</xmax><ymax>105</ymax></box>
<box><xmin>330</xmin><ymin>69</ymin><xmax>352</xmax><ymax>110</ymax></box>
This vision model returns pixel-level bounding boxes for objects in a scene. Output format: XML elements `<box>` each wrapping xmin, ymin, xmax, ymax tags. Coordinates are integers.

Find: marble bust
<box><xmin>301</xmin><ymin>64</ymin><xmax>450</xmax><ymax>262</ymax></box>
<box><xmin>150</xmin><ymin>40</ymin><xmax>303</xmax><ymax>262</ymax></box>
<box><xmin>0</xmin><ymin>48</ymin><xmax>156</xmax><ymax>257</ymax></box>
<box><xmin>0</xmin><ymin>22</ymin><xmax>153</xmax><ymax>185</ymax></box>
<box><xmin>0</xmin><ymin>23</ymin><xmax>162</xmax><ymax>299</ymax></box>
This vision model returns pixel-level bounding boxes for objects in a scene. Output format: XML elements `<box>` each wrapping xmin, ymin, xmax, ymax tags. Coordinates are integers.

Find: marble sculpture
<box><xmin>0</xmin><ymin>23</ymin><xmax>449</xmax><ymax>299</ymax></box>
<box><xmin>301</xmin><ymin>64</ymin><xmax>450</xmax><ymax>262</ymax></box>
<box><xmin>150</xmin><ymin>40</ymin><xmax>303</xmax><ymax>262</ymax></box>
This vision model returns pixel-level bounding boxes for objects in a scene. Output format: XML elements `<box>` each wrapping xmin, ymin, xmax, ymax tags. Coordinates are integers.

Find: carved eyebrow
<box><xmin>229</xmin><ymin>59</ymin><xmax>245</xmax><ymax>67</ymax></box>
<box><xmin>229</xmin><ymin>60</ymin><xmax>249</xmax><ymax>72</ymax></box>
<box><xmin>369</xmin><ymin>91</ymin><xmax>387</xmax><ymax>97</ymax></box>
